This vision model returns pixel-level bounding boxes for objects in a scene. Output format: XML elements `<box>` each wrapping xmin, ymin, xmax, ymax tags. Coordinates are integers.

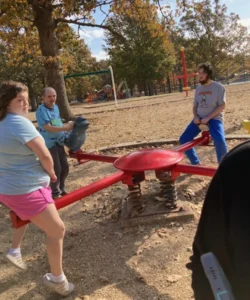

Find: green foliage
<box><xmin>0</xmin><ymin>17</ymin><xmax>105</xmax><ymax>106</ymax></box>
<box><xmin>168</xmin><ymin>0</ymin><xmax>250</xmax><ymax>78</ymax></box>
<box><xmin>105</xmin><ymin>1</ymin><xmax>176</xmax><ymax>94</ymax></box>
<box><xmin>0</xmin><ymin>0</ymin><xmax>249</xmax><ymax>111</ymax></box>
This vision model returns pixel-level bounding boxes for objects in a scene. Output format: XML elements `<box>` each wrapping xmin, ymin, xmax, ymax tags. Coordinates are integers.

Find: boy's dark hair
<box><xmin>0</xmin><ymin>81</ymin><xmax>28</xmax><ymax>121</ymax></box>
<box><xmin>198</xmin><ymin>62</ymin><xmax>213</xmax><ymax>79</ymax></box>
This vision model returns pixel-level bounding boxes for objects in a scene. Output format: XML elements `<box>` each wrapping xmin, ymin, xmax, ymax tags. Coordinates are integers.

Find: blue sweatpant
<box><xmin>179</xmin><ymin>119</ymin><xmax>228</xmax><ymax>165</ymax></box>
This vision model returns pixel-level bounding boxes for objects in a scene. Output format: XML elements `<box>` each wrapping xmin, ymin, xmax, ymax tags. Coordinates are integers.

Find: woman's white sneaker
<box><xmin>43</xmin><ymin>273</ymin><xmax>74</xmax><ymax>296</ymax></box>
<box><xmin>6</xmin><ymin>253</ymin><xmax>27</xmax><ymax>270</ymax></box>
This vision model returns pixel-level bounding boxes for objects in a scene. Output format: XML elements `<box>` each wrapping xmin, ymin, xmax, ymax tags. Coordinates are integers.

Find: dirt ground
<box><xmin>0</xmin><ymin>84</ymin><xmax>250</xmax><ymax>300</ymax></box>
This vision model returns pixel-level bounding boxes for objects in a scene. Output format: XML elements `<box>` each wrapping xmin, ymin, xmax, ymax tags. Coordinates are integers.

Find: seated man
<box><xmin>179</xmin><ymin>63</ymin><xmax>228</xmax><ymax>164</ymax></box>
<box><xmin>189</xmin><ymin>141</ymin><xmax>250</xmax><ymax>299</ymax></box>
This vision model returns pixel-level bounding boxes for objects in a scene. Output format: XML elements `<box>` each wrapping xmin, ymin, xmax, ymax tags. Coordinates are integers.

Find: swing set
<box><xmin>64</xmin><ymin>66</ymin><xmax>118</xmax><ymax>107</ymax></box>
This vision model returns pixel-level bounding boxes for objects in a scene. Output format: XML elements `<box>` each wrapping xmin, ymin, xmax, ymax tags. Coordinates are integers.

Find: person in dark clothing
<box><xmin>189</xmin><ymin>140</ymin><xmax>250</xmax><ymax>299</ymax></box>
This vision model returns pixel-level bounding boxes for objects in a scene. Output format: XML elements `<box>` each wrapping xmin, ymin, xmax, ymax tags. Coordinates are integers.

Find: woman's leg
<box><xmin>6</xmin><ymin>225</ymin><xmax>29</xmax><ymax>270</ymax></box>
<box><xmin>31</xmin><ymin>203</ymin><xmax>74</xmax><ymax>296</ymax></box>
<box><xmin>11</xmin><ymin>225</ymin><xmax>28</xmax><ymax>249</ymax></box>
<box><xmin>30</xmin><ymin>203</ymin><xmax>65</xmax><ymax>276</ymax></box>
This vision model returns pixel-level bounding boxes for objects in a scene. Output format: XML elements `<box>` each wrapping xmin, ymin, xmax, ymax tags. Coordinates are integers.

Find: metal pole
<box><xmin>64</xmin><ymin>69</ymin><xmax>110</xmax><ymax>79</ymax></box>
<box><xmin>109</xmin><ymin>66</ymin><xmax>118</xmax><ymax>107</ymax></box>
<box><xmin>173</xmin><ymin>134</ymin><xmax>210</xmax><ymax>153</ymax></box>
<box><xmin>180</xmin><ymin>47</ymin><xmax>188</xmax><ymax>97</ymax></box>
<box><xmin>173</xmin><ymin>164</ymin><xmax>216</xmax><ymax>177</ymax></box>
<box><xmin>69</xmin><ymin>152</ymin><xmax>118</xmax><ymax>164</ymax></box>
<box><xmin>244</xmin><ymin>53</ymin><xmax>246</xmax><ymax>82</ymax></box>
<box><xmin>56</xmin><ymin>171</ymin><xmax>125</xmax><ymax>209</ymax></box>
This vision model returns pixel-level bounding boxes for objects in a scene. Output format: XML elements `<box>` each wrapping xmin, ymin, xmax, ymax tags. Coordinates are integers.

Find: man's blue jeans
<box><xmin>179</xmin><ymin>119</ymin><xmax>228</xmax><ymax>164</ymax></box>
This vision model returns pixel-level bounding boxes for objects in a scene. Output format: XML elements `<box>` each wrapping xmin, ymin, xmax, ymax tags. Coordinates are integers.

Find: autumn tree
<box><xmin>0</xmin><ymin>1</ymin><xmax>109</xmax><ymax>119</ymax></box>
<box><xmin>0</xmin><ymin>1</ymin><xmax>119</xmax><ymax>119</ymax></box>
<box><xmin>0</xmin><ymin>26</ymin><xmax>44</xmax><ymax>111</ymax></box>
<box><xmin>0</xmin><ymin>0</ymin><xmax>186</xmax><ymax>119</ymax></box>
<box><xmin>105</xmin><ymin>1</ymin><xmax>175</xmax><ymax>95</ymax></box>
<box><xmin>0</xmin><ymin>19</ymin><xmax>101</xmax><ymax>110</ymax></box>
<box><xmin>170</xmin><ymin>0</ymin><xmax>250</xmax><ymax>78</ymax></box>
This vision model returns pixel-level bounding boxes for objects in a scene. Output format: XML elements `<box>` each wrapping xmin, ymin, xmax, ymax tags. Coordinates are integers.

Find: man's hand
<box><xmin>63</xmin><ymin>122</ymin><xmax>74</xmax><ymax>132</ymax></box>
<box><xmin>201</xmin><ymin>117</ymin><xmax>210</xmax><ymax>124</ymax></box>
<box><xmin>44</xmin><ymin>122</ymin><xmax>74</xmax><ymax>133</ymax></box>
<box><xmin>194</xmin><ymin>117</ymin><xmax>200</xmax><ymax>125</ymax></box>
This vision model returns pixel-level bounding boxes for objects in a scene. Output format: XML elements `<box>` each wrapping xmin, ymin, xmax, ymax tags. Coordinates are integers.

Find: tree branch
<box><xmin>55</xmin><ymin>18</ymin><xmax>125</xmax><ymax>40</ymax></box>
<box><xmin>100</xmin><ymin>6</ymin><xmax>111</xmax><ymax>26</ymax></box>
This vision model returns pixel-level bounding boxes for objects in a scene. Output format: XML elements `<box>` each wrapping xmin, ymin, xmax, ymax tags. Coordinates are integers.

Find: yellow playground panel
<box><xmin>242</xmin><ymin>120</ymin><xmax>250</xmax><ymax>133</ymax></box>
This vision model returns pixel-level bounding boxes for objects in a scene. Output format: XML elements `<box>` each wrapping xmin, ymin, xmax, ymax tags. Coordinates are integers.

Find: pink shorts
<box><xmin>0</xmin><ymin>187</ymin><xmax>54</xmax><ymax>221</ymax></box>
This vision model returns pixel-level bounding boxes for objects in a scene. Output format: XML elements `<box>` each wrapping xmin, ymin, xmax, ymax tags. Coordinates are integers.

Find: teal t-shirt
<box><xmin>36</xmin><ymin>103</ymin><xmax>65</xmax><ymax>149</ymax></box>
<box><xmin>0</xmin><ymin>114</ymin><xmax>50</xmax><ymax>195</ymax></box>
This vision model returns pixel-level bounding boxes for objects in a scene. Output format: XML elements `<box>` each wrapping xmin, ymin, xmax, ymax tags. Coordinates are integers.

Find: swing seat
<box><xmin>198</xmin><ymin>124</ymin><xmax>209</xmax><ymax>132</ymax></box>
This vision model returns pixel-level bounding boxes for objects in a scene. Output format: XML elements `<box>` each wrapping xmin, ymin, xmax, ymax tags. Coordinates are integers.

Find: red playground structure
<box><xmin>173</xmin><ymin>47</ymin><xmax>197</xmax><ymax>97</ymax></box>
<box><xmin>10</xmin><ymin>129</ymin><xmax>217</xmax><ymax>229</ymax></box>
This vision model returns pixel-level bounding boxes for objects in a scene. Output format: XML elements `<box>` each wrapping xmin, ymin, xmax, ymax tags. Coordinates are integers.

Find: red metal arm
<box><xmin>69</xmin><ymin>151</ymin><xmax>118</xmax><ymax>164</ymax></box>
<box><xmin>56</xmin><ymin>171</ymin><xmax>125</xmax><ymax>209</ymax></box>
<box><xmin>173</xmin><ymin>164</ymin><xmax>216</xmax><ymax>177</ymax></box>
<box><xmin>10</xmin><ymin>171</ymin><xmax>126</xmax><ymax>229</ymax></box>
<box><xmin>173</xmin><ymin>132</ymin><xmax>210</xmax><ymax>153</ymax></box>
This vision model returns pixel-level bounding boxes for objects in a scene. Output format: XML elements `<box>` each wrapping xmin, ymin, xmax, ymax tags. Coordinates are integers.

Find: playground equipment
<box><xmin>117</xmin><ymin>81</ymin><xmax>130</xmax><ymax>99</ymax></box>
<box><xmin>198</xmin><ymin>124</ymin><xmax>209</xmax><ymax>132</ymax></box>
<box><xmin>102</xmin><ymin>84</ymin><xmax>113</xmax><ymax>101</ymax></box>
<box><xmin>64</xmin><ymin>66</ymin><xmax>118</xmax><ymax>107</ymax></box>
<box><xmin>242</xmin><ymin>120</ymin><xmax>250</xmax><ymax>133</ymax></box>
<box><xmin>173</xmin><ymin>47</ymin><xmax>197</xmax><ymax>96</ymax></box>
<box><xmin>10</xmin><ymin>127</ymin><xmax>217</xmax><ymax>229</ymax></box>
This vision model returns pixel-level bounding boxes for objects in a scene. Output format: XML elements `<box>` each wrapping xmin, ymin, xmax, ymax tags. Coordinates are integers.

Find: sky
<box><xmin>77</xmin><ymin>0</ymin><xmax>250</xmax><ymax>61</ymax></box>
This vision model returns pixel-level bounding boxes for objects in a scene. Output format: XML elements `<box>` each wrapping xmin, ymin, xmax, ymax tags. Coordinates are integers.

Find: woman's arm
<box><xmin>26</xmin><ymin>136</ymin><xmax>57</xmax><ymax>182</ymax></box>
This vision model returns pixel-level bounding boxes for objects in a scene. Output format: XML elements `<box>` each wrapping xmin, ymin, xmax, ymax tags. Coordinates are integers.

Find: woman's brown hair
<box><xmin>0</xmin><ymin>81</ymin><xmax>28</xmax><ymax>121</ymax></box>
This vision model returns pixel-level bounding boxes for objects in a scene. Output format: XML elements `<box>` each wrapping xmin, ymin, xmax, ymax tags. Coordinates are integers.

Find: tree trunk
<box><xmin>29</xmin><ymin>86</ymin><xmax>37</xmax><ymax>111</ymax></box>
<box><xmin>178</xmin><ymin>78</ymin><xmax>183</xmax><ymax>92</ymax></box>
<box><xmin>148</xmin><ymin>84</ymin><xmax>152</xmax><ymax>96</ymax></box>
<box><xmin>29</xmin><ymin>1</ymin><xmax>74</xmax><ymax>121</ymax></box>
<box><xmin>163</xmin><ymin>84</ymin><xmax>166</xmax><ymax>94</ymax></box>
<box><xmin>25</xmin><ymin>78</ymin><xmax>38</xmax><ymax>111</ymax></box>
<box><xmin>30</xmin><ymin>95</ymin><xmax>37</xmax><ymax>112</ymax></box>
<box><xmin>154</xmin><ymin>84</ymin><xmax>157</xmax><ymax>95</ymax></box>
<box><xmin>143</xmin><ymin>81</ymin><xmax>148</xmax><ymax>96</ymax></box>
<box><xmin>151</xmin><ymin>84</ymin><xmax>154</xmax><ymax>96</ymax></box>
